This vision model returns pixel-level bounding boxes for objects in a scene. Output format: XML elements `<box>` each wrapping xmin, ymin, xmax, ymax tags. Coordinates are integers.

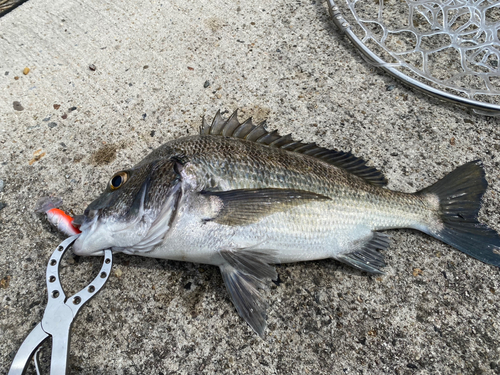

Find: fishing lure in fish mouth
<box><xmin>73</xmin><ymin>110</ymin><xmax>500</xmax><ymax>336</ymax></box>
<box><xmin>35</xmin><ymin>196</ymin><xmax>81</xmax><ymax>236</ymax></box>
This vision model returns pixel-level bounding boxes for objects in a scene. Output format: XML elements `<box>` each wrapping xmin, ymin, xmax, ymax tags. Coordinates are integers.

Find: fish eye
<box><xmin>110</xmin><ymin>172</ymin><xmax>128</xmax><ymax>190</ymax></box>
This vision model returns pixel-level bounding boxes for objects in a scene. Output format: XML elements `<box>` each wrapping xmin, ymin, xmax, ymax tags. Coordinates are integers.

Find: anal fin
<box><xmin>219</xmin><ymin>247</ymin><xmax>278</xmax><ymax>336</ymax></box>
<box><xmin>336</xmin><ymin>232</ymin><xmax>390</xmax><ymax>274</ymax></box>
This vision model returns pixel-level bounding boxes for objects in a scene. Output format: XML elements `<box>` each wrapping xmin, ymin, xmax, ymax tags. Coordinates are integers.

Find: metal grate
<box><xmin>328</xmin><ymin>0</ymin><xmax>500</xmax><ymax>116</ymax></box>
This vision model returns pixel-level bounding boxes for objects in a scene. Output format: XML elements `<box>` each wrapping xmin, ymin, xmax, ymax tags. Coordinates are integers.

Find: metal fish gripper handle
<box><xmin>9</xmin><ymin>235</ymin><xmax>113</xmax><ymax>375</ymax></box>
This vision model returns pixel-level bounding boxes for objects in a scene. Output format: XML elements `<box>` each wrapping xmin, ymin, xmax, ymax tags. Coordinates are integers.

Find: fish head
<box><xmin>73</xmin><ymin>158</ymin><xmax>182</xmax><ymax>256</ymax></box>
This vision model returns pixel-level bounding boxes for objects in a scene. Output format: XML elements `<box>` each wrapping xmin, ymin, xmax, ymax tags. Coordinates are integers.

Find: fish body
<box><xmin>73</xmin><ymin>110</ymin><xmax>500</xmax><ymax>335</ymax></box>
<box><xmin>137</xmin><ymin>135</ymin><xmax>431</xmax><ymax>265</ymax></box>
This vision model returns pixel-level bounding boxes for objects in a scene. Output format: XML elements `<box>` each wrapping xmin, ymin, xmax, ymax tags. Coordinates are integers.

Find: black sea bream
<box><xmin>73</xmin><ymin>111</ymin><xmax>500</xmax><ymax>335</ymax></box>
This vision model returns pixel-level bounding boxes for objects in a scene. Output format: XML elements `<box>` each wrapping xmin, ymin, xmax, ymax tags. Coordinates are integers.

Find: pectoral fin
<box><xmin>219</xmin><ymin>247</ymin><xmax>278</xmax><ymax>336</ymax></box>
<box><xmin>202</xmin><ymin>188</ymin><xmax>329</xmax><ymax>226</ymax></box>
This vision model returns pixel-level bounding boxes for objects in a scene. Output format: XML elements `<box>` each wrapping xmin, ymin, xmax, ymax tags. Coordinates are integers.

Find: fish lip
<box><xmin>72</xmin><ymin>215</ymin><xmax>101</xmax><ymax>255</ymax></box>
<box><xmin>80</xmin><ymin>206</ymin><xmax>106</xmax><ymax>231</ymax></box>
<box><xmin>72</xmin><ymin>215</ymin><xmax>85</xmax><ymax>227</ymax></box>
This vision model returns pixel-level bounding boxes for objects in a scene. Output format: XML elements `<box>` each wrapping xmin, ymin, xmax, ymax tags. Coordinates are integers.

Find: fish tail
<box><xmin>418</xmin><ymin>160</ymin><xmax>500</xmax><ymax>267</ymax></box>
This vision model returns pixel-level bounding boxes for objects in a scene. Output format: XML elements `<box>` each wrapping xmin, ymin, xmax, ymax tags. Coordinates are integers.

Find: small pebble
<box><xmin>53</xmin><ymin>104</ymin><xmax>61</xmax><ymax>109</ymax></box>
<box><xmin>204</xmin><ymin>80</ymin><xmax>210</xmax><ymax>88</ymax></box>
<box><xmin>0</xmin><ymin>202</ymin><xmax>6</xmax><ymax>211</ymax></box>
<box><xmin>43</xmin><ymin>116</ymin><xmax>51</xmax><ymax>122</ymax></box>
<box><xmin>61</xmin><ymin>113</ymin><xmax>68</xmax><ymax>119</ymax></box>
<box><xmin>23</xmin><ymin>67</ymin><xmax>30</xmax><ymax>75</ymax></box>
<box><xmin>0</xmin><ymin>179</ymin><xmax>4</xmax><ymax>192</ymax></box>
<box><xmin>150</xmin><ymin>130</ymin><xmax>155</xmax><ymax>137</ymax></box>
<box><xmin>450</xmin><ymin>137</ymin><xmax>456</xmax><ymax>145</ymax></box>
<box><xmin>386</xmin><ymin>85</ymin><xmax>395</xmax><ymax>91</ymax></box>
<box><xmin>48</xmin><ymin>122</ymin><xmax>57</xmax><ymax>128</ymax></box>
<box><xmin>13</xmin><ymin>101</ymin><xmax>24</xmax><ymax>111</ymax></box>
<box><xmin>115</xmin><ymin>268</ymin><xmax>123</xmax><ymax>278</ymax></box>
<box><xmin>0</xmin><ymin>275</ymin><xmax>10</xmax><ymax>289</ymax></box>
<box><xmin>89</xmin><ymin>64</ymin><xmax>96</xmax><ymax>71</ymax></box>
<box><xmin>187</xmin><ymin>66</ymin><xmax>194</xmax><ymax>70</ymax></box>
<box><xmin>69</xmin><ymin>106</ymin><xmax>77</xmax><ymax>112</ymax></box>
<box><xmin>143</xmin><ymin>65</ymin><xmax>149</xmax><ymax>69</ymax></box>
<box><xmin>5</xmin><ymin>71</ymin><xmax>9</xmax><ymax>75</ymax></box>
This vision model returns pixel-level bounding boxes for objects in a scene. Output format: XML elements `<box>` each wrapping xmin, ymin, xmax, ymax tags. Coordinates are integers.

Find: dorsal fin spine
<box><xmin>200</xmin><ymin>110</ymin><xmax>388</xmax><ymax>187</ymax></box>
<box><xmin>222</xmin><ymin>110</ymin><xmax>241</xmax><ymax>137</ymax></box>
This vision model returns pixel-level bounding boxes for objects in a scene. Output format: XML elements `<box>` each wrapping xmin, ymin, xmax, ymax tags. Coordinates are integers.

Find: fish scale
<box><xmin>182</xmin><ymin>138</ymin><xmax>432</xmax><ymax>232</ymax></box>
<box><xmin>73</xmin><ymin>110</ymin><xmax>500</xmax><ymax>336</ymax></box>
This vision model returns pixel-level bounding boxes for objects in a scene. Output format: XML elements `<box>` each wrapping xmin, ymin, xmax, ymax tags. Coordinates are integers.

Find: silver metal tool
<box><xmin>8</xmin><ymin>235</ymin><xmax>112</xmax><ymax>375</ymax></box>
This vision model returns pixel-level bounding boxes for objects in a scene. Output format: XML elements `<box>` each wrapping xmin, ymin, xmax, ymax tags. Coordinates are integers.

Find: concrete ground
<box><xmin>1</xmin><ymin>0</ymin><xmax>500</xmax><ymax>374</ymax></box>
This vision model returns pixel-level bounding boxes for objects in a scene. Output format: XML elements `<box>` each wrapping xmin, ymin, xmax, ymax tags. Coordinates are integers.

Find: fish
<box><xmin>72</xmin><ymin>110</ymin><xmax>500</xmax><ymax>336</ymax></box>
<box><xmin>35</xmin><ymin>196</ymin><xmax>81</xmax><ymax>236</ymax></box>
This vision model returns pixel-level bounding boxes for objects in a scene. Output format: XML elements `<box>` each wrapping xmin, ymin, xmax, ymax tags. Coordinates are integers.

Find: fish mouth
<box><xmin>71</xmin><ymin>214</ymin><xmax>85</xmax><ymax>227</ymax></box>
<box><xmin>72</xmin><ymin>210</ymin><xmax>152</xmax><ymax>256</ymax></box>
<box><xmin>72</xmin><ymin>215</ymin><xmax>107</xmax><ymax>256</ymax></box>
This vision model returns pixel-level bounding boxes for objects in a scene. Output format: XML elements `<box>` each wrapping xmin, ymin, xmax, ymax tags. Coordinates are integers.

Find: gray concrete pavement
<box><xmin>1</xmin><ymin>0</ymin><xmax>500</xmax><ymax>374</ymax></box>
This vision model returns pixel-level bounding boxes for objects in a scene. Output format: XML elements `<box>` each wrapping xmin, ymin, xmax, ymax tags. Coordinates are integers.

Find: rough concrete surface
<box><xmin>1</xmin><ymin>0</ymin><xmax>500</xmax><ymax>374</ymax></box>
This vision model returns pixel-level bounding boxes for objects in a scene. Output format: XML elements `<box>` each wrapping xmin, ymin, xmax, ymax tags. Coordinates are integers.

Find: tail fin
<box><xmin>418</xmin><ymin>160</ymin><xmax>500</xmax><ymax>267</ymax></box>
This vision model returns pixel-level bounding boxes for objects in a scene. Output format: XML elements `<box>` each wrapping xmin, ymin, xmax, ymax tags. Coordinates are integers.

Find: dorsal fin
<box><xmin>200</xmin><ymin>110</ymin><xmax>388</xmax><ymax>187</ymax></box>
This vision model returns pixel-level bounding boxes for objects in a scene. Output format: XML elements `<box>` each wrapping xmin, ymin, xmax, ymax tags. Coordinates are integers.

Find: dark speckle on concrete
<box><xmin>48</xmin><ymin>122</ymin><xmax>57</xmax><ymax>128</ymax></box>
<box><xmin>90</xmin><ymin>144</ymin><xmax>118</xmax><ymax>165</ymax></box>
<box><xmin>13</xmin><ymin>101</ymin><xmax>23</xmax><ymax>111</ymax></box>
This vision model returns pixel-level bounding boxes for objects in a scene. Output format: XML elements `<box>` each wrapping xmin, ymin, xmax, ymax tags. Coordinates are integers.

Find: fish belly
<box><xmin>144</xmin><ymin>199</ymin><xmax>424</xmax><ymax>265</ymax></box>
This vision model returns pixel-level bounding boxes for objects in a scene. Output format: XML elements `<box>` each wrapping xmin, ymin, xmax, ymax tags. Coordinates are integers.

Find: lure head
<box><xmin>73</xmin><ymin>156</ymin><xmax>182</xmax><ymax>256</ymax></box>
